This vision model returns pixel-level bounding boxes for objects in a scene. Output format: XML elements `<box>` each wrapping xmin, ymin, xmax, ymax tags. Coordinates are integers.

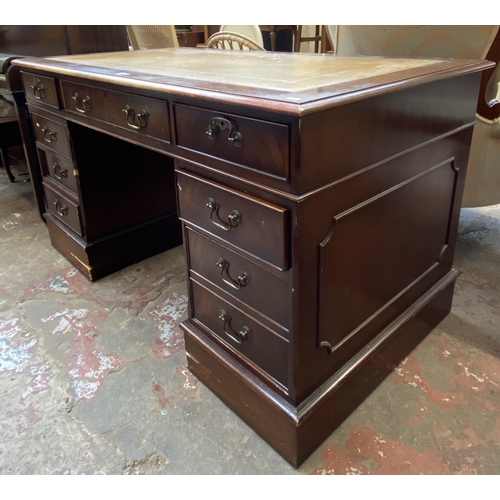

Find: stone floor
<box><xmin>0</xmin><ymin>163</ymin><xmax>499</xmax><ymax>475</ymax></box>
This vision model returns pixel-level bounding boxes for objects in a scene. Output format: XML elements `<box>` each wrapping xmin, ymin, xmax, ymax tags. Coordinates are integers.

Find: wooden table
<box><xmin>12</xmin><ymin>49</ymin><xmax>492</xmax><ymax>467</ymax></box>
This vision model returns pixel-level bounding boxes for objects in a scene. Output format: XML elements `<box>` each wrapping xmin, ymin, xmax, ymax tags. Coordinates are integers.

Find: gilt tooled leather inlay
<box><xmin>48</xmin><ymin>49</ymin><xmax>437</xmax><ymax>92</ymax></box>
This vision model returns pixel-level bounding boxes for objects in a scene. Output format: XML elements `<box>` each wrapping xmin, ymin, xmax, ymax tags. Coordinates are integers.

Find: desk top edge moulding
<box><xmin>13</xmin><ymin>48</ymin><xmax>492</xmax><ymax>114</ymax></box>
<box><xmin>12</xmin><ymin>49</ymin><xmax>494</xmax><ymax>467</ymax></box>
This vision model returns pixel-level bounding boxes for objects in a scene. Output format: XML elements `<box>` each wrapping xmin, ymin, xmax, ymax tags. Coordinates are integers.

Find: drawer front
<box><xmin>61</xmin><ymin>80</ymin><xmax>171</xmax><ymax>142</ymax></box>
<box><xmin>40</xmin><ymin>148</ymin><xmax>78</xmax><ymax>193</ymax></box>
<box><xmin>191</xmin><ymin>280</ymin><xmax>288</xmax><ymax>387</ymax></box>
<box><xmin>177</xmin><ymin>171</ymin><xmax>288</xmax><ymax>270</ymax></box>
<box><xmin>174</xmin><ymin>104</ymin><xmax>289</xmax><ymax>180</ymax></box>
<box><xmin>31</xmin><ymin>113</ymin><xmax>71</xmax><ymax>158</ymax></box>
<box><xmin>43</xmin><ymin>183</ymin><xmax>82</xmax><ymax>236</ymax></box>
<box><xmin>187</xmin><ymin>227</ymin><xmax>291</xmax><ymax>330</ymax></box>
<box><xmin>22</xmin><ymin>72</ymin><xmax>60</xmax><ymax>109</ymax></box>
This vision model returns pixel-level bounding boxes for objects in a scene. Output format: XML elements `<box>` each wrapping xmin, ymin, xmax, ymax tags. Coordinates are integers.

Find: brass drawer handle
<box><xmin>72</xmin><ymin>92</ymin><xmax>91</xmax><ymax>113</ymax></box>
<box><xmin>206</xmin><ymin>198</ymin><xmax>241</xmax><ymax>231</ymax></box>
<box><xmin>123</xmin><ymin>105</ymin><xmax>148</xmax><ymax>130</ymax></box>
<box><xmin>206</xmin><ymin>117</ymin><xmax>242</xmax><ymax>147</ymax></box>
<box><xmin>219</xmin><ymin>310</ymin><xmax>250</xmax><ymax>344</ymax></box>
<box><xmin>30</xmin><ymin>77</ymin><xmax>45</xmax><ymax>100</ymax></box>
<box><xmin>51</xmin><ymin>163</ymin><xmax>68</xmax><ymax>180</ymax></box>
<box><xmin>52</xmin><ymin>199</ymin><xmax>68</xmax><ymax>217</ymax></box>
<box><xmin>40</xmin><ymin>126</ymin><xmax>57</xmax><ymax>143</ymax></box>
<box><xmin>216</xmin><ymin>258</ymin><xmax>249</xmax><ymax>290</ymax></box>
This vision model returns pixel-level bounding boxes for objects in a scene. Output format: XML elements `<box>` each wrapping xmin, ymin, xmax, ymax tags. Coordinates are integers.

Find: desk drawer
<box><xmin>191</xmin><ymin>279</ymin><xmax>288</xmax><ymax>387</ymax></box>
<box><xmin>61</xmin><ymin>80</ymin><xmax>170</xmax><ymax>142</ymax></box>
<box><xmin>21</xmin><ymin>72</ymin><xmax>60</xmax><ymax>109</ymax></box>
<box><xmin>44</xmin><ymin>183</ymin><xmax>82</xmax><ymax>236</ymax></box>
<box><xmin>177</xmin><ymin>170</ymin><xmax>288</xmax><ymax>271</ymax></box>
<box><xmin>187</xmin><ymin>227</ymin><xmax>291</xmax><ymax>330</ymax></box>
<box><xmin>174</xmin><ymin>104</ymin><xmax>289</xmax><ymax>180</ymax></box>
<box><xmin>31</xmin><ymin>112</ymin><xmax>71</xmax><ymax>158</ymax></box>
<box><xmin>39</xmin><ymin>147</ymin><xmax>78</xmax><ymax>193</ymax></box>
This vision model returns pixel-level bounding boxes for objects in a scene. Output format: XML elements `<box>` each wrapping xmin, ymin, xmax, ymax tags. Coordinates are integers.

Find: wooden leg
<box><xmin>294</xmin><ymin>25</ymin><xmax>302</xmax><ymax>52</ymax></box>
<box><xmin>0</xmin><ymin>147</ymin><xmax>16</xmax><ymax>183</ymax></box>
<box><xmin>270</xmin><ymin>30</ymin><xmax>276</xmax><ymax>52</ymax></box>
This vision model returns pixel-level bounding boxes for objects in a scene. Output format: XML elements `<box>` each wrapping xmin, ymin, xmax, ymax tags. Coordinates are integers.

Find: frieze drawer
<box><xmin>43</xmin><ymin>182</ymin><xmax>82</xmax><ymax>236</ymax></box>
<box><xmin>21</xmin><ymin>72</ymin><xmax>60</xmax><ymax>109</ymax></box>
<box><xmin>174</xmin><ymin>103</ymin><xmax>289</xmax><ymax>181</ymax></box>
<box><xmin>176</xmin><ymin>170</ymin><xmax>289</xmax><ymax>271</ymax></box>
<box><xmin>60</xmin><ymin>80</ymin><xmax>171</xmax><ymax>143</ymax></box>
<box><xmin>186</xmin><ymin>227</ymin><xmax>291</xmax><ymax>331</ymax></box>
<box><xmin>191</xmin><ymin>279</ymin><xmax>289</xmax><ymax>388</ymax></box>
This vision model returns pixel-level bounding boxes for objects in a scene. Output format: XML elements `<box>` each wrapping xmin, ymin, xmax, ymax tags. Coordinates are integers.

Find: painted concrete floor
<box><xmin>1</xmin><ymin>164</ymin><xmax>499</xmax><ymax>475</ymax></box>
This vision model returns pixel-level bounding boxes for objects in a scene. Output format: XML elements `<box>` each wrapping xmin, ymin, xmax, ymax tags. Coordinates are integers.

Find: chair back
<box><xmin>127</xmin><ymin>25</ymin><xmax>179</xmax><ymax>50</ymax></box>
<box><xmin>220</xmin><ymin>25</ymin><xmax>264</xmax><ymax>46</ymax></box>
<box><xmin>327</xmin><ymin>25</ymin><xmax>498</xmax><ymax>60</ymax></box>
<box><xmin>206</xmin><ymin>32</ymin><xmax>265</xmax><ymax>51</ymax></box>
<box><xmin>324</xmin><ymin>25</ymin><xmax>500</xmax><ymax>208</ymax></box>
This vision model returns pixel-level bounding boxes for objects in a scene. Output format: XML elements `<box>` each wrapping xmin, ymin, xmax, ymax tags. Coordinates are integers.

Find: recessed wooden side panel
<box><xmin>318</xmin><ymin>159</ymin><xmax>458</xmax><ymax>355</ymax></box>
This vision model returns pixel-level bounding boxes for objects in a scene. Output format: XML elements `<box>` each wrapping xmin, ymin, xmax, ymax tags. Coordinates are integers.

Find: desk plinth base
<box><xmin>183</xmin><ymin>271</ymin><xmax>458</xmax><ymax>468</ymax></box>
<box><xmin>45</xmin><ymin>212</ymin><xmax>182</xmax><ymax>281</ymax></box>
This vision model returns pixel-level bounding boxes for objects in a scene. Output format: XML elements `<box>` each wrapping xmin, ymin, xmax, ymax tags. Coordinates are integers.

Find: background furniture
<box><xmin>175</xmin><ymin>28</ymin><xmax>205</xmax><ymax>48</ymax></box>
<box><xmin>0</xmin><ymin>26</ymin><xmax>129</xmax><ymax>57</ymax></box>
<box><xmin>259</xmin><ymin>25</ymin><xmax>296</xmax><ymax>52</ymax></box>
<box><xmin>325</xmin><ymin>25</ymin><xmax>500</xmax><ymax>208</ymax></box>
<box><xmin>0</xmin><ymin>54</ymin><xmax>45</xmax><ymax>216</ymax></box>
<box><xmin>220</xmin><ymin>25</ymin><xmax>263</xmax><ymax>47</ymax></box>
<box><xmin>206</xmin><ymin>32</ymin><xmax>265</xmax><ymax>51</ymax></box>
<box><xmin>127</xmin><ymin>25</ymin><xmax>179</xmax><ymax>50</ymax></box>
<box><xmin>294</xmin><ymin>25</ymin><xmax>331</xmax><ymax>53</ymax></box>
<box><xmin>14</xmin><ymin>49</ymin><xmax>491</xmax><ymax>466</ymax></box>
<box><xmin>0</xmin><ymin>26</ymin><xmax>130</xmax><ymax>219</ymax></box>
<box><xmin>0</xmin><ymin>96</ymin><xmax>25</xmax><ymax>183</ymax></box>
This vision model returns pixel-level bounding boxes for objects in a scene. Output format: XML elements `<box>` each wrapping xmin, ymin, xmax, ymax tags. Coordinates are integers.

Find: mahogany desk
<box><xmin>13</xmin><ymin>49</ymin><xmax>493</xmax><ymax>467</ymax></box>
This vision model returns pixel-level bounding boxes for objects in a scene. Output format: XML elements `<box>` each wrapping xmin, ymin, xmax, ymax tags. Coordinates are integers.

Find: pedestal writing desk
<box><xmin>13</xmin><ymin>49</ymin><xmax>493</xmax><ymax>467</ymax></box>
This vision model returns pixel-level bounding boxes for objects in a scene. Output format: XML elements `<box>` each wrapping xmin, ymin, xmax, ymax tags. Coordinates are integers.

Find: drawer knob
<box><xmin>219</xmin><ymin>310</ymin><xmax>250</xmax><ymax>344</ymax></box>
<box><xmin>30</xmin><ymin>77</ymin><xmax>45</xmax><ymax>100</ymax></box>
<box><xmin>206</xmin><ymin>198</ymin><xmax>242</xmax><ymax>231</ymax></box>
<box><xmin>52</xmin><ymin>199</ymin><xmax>68</xmax><ymax>217</ymax></box>
<box><xmin>123</xmin><ymin>105</ymin><xmax>149</xmax><ymax>130</ymax></box>
<box><xmin>206</xmin><ymin>117</ymin><xmax>242</xmax><ymax>148</ymax></box>
<box><xmin>216</xmin><ymin>258</ymin><xmax>249</xmax><ymax>290</ymax></box>
<box><xmin>40</xmin><ymin>126</ymin><xmax>57</xmax><ymax>143</ymax></box>
<box><xmin>72</xmin><ymin>92</ymin><xmax>91</xmax><ymax>114</ymax></box>
<box><xmin>51</xmin><ymin>163</ymin><xmax>68</xmax><ymax>180</ymax></box>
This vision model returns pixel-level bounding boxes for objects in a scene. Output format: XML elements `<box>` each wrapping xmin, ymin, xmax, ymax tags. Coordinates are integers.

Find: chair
<box><xmin>325</xmin><ymin>25</ymin><xmax>500</xmax><ymax>208</ymax></box>
<box><xmin>220</xmin><ymin>25</ymin><xmax>264</xmax><ymax>47</ymax></box>
<box><xmin>294</xmin><ymin>25</ymin><xmax>330</xmax><ymax>53</ymax></box>
<box><xmin>126</xmin><ymin>25</ymin><xmax>179</xmax><ymax>50</ymax></box>
<box><xmin>206</xmin><ymin>32</ymin><xmax>265</xmax><ymax>51</ymax></box>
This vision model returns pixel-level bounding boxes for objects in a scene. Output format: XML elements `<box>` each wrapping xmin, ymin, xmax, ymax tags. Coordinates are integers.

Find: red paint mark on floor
<box><xmin>390</xmin><ymin>352</ymin><xmax>468</xmax><ymax>410</ymax></box>
<box><xmin>151</xmin><ymin>364</ymin><xmax>201</xmax><ymax>412</ymax></box>
<box><xmin>41</xmin><ymin>307</ymin><xmax>127</xmax><ymax>402</ymax></box>
<box><xmin>152</xmin><ymin>382</ymin><xmax>170</xmax><ymax>408</ymax></box>
<box><xmin>311</xmin><ymin>425</ymin><xmax>449</xmax><ymax>475</ymax></box>
<box><xmin>408</xmin><ymin>398</ymin><xmax>428</xmax><ymax>427</ymax></box>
